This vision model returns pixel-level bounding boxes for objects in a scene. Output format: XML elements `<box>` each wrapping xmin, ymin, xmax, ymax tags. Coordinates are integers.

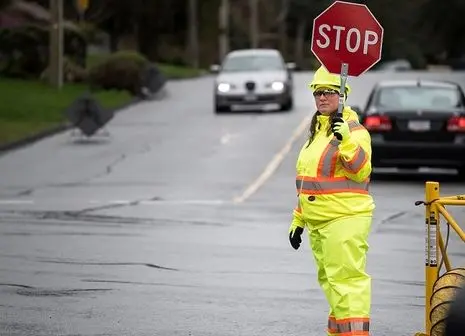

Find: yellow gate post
<box><xmin>424</xmin><ymin>182</ymin><xmax>440</xmax><ymax>334</ymax></box>
<box><xmin>415</xmin><ymin>181</ymin><xmax>465</xmax><ymax>336</ymax></box>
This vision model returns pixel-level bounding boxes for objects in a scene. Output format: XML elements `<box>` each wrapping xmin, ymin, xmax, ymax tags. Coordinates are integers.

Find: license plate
<box><xmin>244</xmin><ymin>94</ymin><xmax>257</xmax><ymax>102</ymax></box>
<box><xmin>408</xmin><ymin>120</ymin><xmax>431</xmax><ymax>131</ymax></box>
<box><xmin>231</xmin><ymin>103</ymin><xmax>279</xmax><ymax>112</ymax></box>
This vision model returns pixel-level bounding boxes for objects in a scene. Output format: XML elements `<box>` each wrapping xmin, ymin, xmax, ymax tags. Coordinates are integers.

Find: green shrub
<box><xmin>87</xmin><ymin>51</ymin><xmax>150</xmax><ymax>96</ymax></box>
<box><xmin>0</xmin><ymin>25</ymin><xmax>44</xmax><ymax>78</ymax></box>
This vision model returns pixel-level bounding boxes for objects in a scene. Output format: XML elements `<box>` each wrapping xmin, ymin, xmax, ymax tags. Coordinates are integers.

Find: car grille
<box><xmin>224</xmin><ymin>94</ymin><xmax>283</xmax><ymax>103</ymax></box>
<box><xmin>245</xmin><ymin>81</ymin><xmax>256</xmax><ymax>91</ymax></box>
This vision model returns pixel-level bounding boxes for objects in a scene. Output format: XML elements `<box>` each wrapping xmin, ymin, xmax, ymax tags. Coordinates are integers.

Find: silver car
<box><xmin>210</xmin><ymin>49</ymin><xmax>295</xmax><ymax>113</ymax></box>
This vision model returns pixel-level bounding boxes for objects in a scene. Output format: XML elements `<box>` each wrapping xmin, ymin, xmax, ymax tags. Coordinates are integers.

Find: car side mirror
<box><xmin>350</xmin><ymin>105</ymin><xmax>364</xmax><ymax>122</ymax></box>
<box><xmin>351</xmin><ymin>105</ymin><xmax>362</xmax><ymax>115</ymax></box>
<box><xmin>286</xmin><ymin>62</ymin><xmax>296</xmax><ymax>71</ymax></box>
<box><xmin>210</xmin><ymin>64</ymin><xmax>220</xmax><ymax>73</ymax></box>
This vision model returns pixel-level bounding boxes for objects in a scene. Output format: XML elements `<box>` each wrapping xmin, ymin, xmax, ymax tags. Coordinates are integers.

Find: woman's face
<box><xmin>313</xmin><ymin>88</ymin><xmax>340</xmax><ymax>115</ymax></box>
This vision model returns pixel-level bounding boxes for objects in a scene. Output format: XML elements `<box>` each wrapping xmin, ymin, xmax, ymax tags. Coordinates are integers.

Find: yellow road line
<box><xmin>232</xmin><ymin>116</ymin><xmax>311</xmax><ymax>204</ymax></box>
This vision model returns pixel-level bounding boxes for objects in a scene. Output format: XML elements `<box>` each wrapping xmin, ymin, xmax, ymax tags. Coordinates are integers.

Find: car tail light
<box><xmin>447</xmin><ymin>116</ymin><xmax>465</xmax><ymax>132</ymax></box>
<box><xmin>363</xmin><ymin>115</ymin><xmax>392</xmax><ymax>131</ymax></box>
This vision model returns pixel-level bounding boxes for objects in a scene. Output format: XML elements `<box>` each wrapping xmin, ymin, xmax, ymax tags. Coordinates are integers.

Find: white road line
<box><xmin>232</xmin><ymin>116</ymin><xmax>311</xmax><ymax>204</ymax></box>
<box><xmin>220</xmin><ymin>133</ymin><xmax>239</xmax><ymax>145</ymax></box>
<box><xmin>107</xmin><ymin>200</ymin><xmax>133</xmax><ymax>204</ymax></box>
<box><xmin>220</xmin><ymin>133</ymin><xmax>232</xmax><ymax>144</ymax></box>
<box><xmin>0</xmin><ymin>200</ymin><xmax>34</xmax><ymax>204</ymax></box>
<box><xmin>88</xmin><ymin>200</ymin><xmax>132</xmax><ymax>205</ymax></box>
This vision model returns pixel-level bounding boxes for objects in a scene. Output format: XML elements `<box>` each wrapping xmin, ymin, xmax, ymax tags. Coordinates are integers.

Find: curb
<box><xmin>0</xmin><ymin>123</ymin><xmax>72</xmax><ymax>154</ymax></box>
<box><xmin>0</xmin><ymin>73</ymin><xmax>206</xmax><ymax>155</ymax></box>
<box><xmin>166</xmin><ymin>72</ymin><xmax>210</xmax><ymax>81</ymax></box>
<box><xmin>0</xmin><ymin>95</ymin><xmax>142</xmax><ymax>155</ymax></box>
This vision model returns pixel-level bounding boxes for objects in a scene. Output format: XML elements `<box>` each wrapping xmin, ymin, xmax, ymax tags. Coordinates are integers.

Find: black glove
<box><xmin>289</xmin><ymin>226</ymin><xmax>304</xmax><ymax>250</ymax></box>
<box><xmin>331</xmin><ymin>116</ymin><xmax>344</xmax><ymax>141</ymax></box>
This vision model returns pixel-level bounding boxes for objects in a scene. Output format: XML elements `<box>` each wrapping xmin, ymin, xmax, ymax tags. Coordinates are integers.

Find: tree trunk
<box><xmin>187</xmin><ymin>0</ymin><xmax>199</xmax><ymax>68</ymax></box>
<box><xmin>294</xmin><ymin>18</ymin><xmax>306</xmax><ymax>66</ymax></box>
<box><xmin>249</xmin><ymin>0</ymin><xmax>259</xmax><ymax>48</ymax></box>
<box><xmin>218</xmin><ymin>0</ymin><xmax>230</xmax><ymax>61</ymax></box>
<box><xmin>278</xmin><ymin>0</ymin><xmax>288</xmax><ymax>58</ymax></box>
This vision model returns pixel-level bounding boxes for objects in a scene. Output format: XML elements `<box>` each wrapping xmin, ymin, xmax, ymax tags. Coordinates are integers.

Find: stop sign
<box><xmin>311</xmin><ymin>1</ymin><xmax>384</xmax><ymax>77</ymax></box>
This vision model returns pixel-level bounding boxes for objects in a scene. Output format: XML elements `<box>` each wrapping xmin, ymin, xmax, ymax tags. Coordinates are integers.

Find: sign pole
<box><xmin>336</xmin><ymin>62</ymin><xmax>348</xmax><ymax>118</ymax></box>
<box><xmin>334</xmin><ymin>62</ymin><xmax>348</xmax><ymax>140</ymax></box>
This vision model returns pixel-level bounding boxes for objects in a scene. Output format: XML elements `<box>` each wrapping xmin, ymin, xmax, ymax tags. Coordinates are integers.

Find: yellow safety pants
<box><xmin>308</xmin><ymin>215</ymin><xmax>372</xmax><ymax>336</ymax></box>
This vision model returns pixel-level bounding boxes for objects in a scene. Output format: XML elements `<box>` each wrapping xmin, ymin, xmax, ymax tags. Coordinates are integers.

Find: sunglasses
<box><xmin>313</xmin><ymin>89</ymin><xmax>339</xmax><ymax>97</ymax></box>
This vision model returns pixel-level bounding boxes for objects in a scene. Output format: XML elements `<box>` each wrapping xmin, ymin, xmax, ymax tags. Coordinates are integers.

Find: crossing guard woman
<box><xmin>288</xmin><ymin>65</ymin><xmax>375</xmax><ymax>336</ymax></box>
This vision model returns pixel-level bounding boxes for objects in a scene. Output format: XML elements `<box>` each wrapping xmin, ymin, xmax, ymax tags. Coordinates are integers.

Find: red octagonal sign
<box><xmin>311</xmin><ymin>1</ymin><xmax>384</xmax><ymax>77</ymax></box>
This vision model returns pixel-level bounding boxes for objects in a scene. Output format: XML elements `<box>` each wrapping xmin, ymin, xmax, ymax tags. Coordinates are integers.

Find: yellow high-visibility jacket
<box><xmin>292</xmin><ymin>107</ymin><xmax>375</xmax><ymax>228</ymax></box>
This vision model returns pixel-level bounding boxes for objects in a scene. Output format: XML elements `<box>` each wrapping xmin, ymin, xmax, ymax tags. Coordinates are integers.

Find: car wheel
<box><xmin>215</xmin><ymin>104</ymin><xmax>229</xmax><ymax>114</ymax></box>
<box><xmin>457</xmin><ymin>167</ymin><xmax>465</xmax><ymax>180</ymax></box>
<box><xmin>281</xmin><ymin>96</ymin><xmax>293</xmax><ymax>111</ymax></box>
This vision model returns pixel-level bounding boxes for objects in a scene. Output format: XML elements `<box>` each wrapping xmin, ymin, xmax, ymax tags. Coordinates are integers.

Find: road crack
<box><xmin>0</xmin><ymin>209</ymin><xmax>228</xmax><ymax>227</ymax></box>
<box><xmin>75</xmin><ymin>196</ymin><xmax>163</xmax><ymax>214</ymax></box>
<box><xmin>380</xmin><ymin>211</ymin><xmax>408</xmax><ymax>224</ymax></box>
<box><xmin>16</xmin><ymin>288</ymin><xmax>113</xmax><ymax>297</ymax></box>
<box><xmin>0</xmin><ymin>283</ymin><xmax>113</xmax><ymax>297</ymax></box>
<box><xmin>38</xmin><ymin>260</ymin><xmax>178</xmax><ymax>271</ymax></box>
<box><xmin>0</xmin><ymin>283</ymin><xmax>34</xmax><ymax>289</ymax></box>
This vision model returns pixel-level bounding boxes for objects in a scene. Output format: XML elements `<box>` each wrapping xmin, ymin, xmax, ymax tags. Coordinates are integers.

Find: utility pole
<box><xmin>278</xmin><ymin>0</ymin><xmax>289</xmax><ymax>55</ymax></box>
<box><xmin>218</xmin><ymin>0</ymin><xmax>229</xmax><ymax>60</ymax></box>
<box><xmin>249</xmin><ymin>0</ymin><xmax>259</xmax><ymax>48</ymax></box>
<box><xmin>188</xmin><ymin>0</ymin><xmax>199</xmax><ymax>68</ymax></box>
<box><xmin>49</xmin><ymin>0</ymin><xmax>63</xmax><ymax>89</ymax></box>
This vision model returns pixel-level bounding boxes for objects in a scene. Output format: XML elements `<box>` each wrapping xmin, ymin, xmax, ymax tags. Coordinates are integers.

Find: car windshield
<box><xmin>221</xmin><ymin>54</ymin><xmax>284</xmax><ymax>72</ymax></box>
<box><xmin>375</xmin><ymin>86</ymin><xmax>462</xmax><ymax>109</ymax></box>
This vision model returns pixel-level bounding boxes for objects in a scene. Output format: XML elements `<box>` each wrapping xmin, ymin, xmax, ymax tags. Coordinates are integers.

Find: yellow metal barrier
<box><xmin>414</xmin><ymin>181</ymin><xmax>465</xmax><ymax>336</ymax></box>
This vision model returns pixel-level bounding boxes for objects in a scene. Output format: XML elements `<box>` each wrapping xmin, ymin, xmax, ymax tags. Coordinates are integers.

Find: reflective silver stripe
<box><xmin>318</xmin><ymin>121</ymin><xmax>363</xmax><ymax>177</ymax></box>
<box><xmin>341</xmin><ymin>146</ymin><xmax>368</xmax><ymax>173</ymax></box>
<box><xmin>318</xmin><ymin>138</ymin><xmax>339</xmax><ymax>177</ymax></box>
<box><xmin>348</xmin><ymin>120</ymin><xmax>363</xmax><ymax>131</ymax></box>
<box><xmin>327</xmin><ymin>317</ymin><xmax>337</xmax><ymax>333</ymax></box>
<box><xmin>294</xmin><ymin>197</ymin><xmax>302</xmax><ymax>213</ymax></box>
<box><xmin>296</xmin><ymin>178</ymin><xmax>369</xmax><ymax>194</ymax></box>
<box><xmin>337</xmin><ymin>320</ymin><xmax>370</xmax><ymax>333</ymax></box>
<box><xmin>313</xmin><ymin>119</ymin><xmax>366</xmax><ymax>181</ymax></box>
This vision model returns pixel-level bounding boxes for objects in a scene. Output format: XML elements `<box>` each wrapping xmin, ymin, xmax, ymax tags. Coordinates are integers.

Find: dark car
<box><xmin>355</xmin><ymin>79</ymin><xmax>465</xmax><ymax>177</ymax></box>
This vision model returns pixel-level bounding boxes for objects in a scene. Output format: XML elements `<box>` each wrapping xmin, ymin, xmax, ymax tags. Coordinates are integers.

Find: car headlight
<box><xmin>271</xmin><ymin>81</ymin><xmax>285</xmax><ymax>91</ymax></box>
<box><xmin>217</xmin><ymin>83</ymin><xmax>231</xmax><ymax>93</ymax></box>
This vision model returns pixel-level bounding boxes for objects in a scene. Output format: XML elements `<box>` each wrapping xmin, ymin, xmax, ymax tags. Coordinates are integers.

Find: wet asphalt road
<box><xmin>1</xmin><ymin>71</ymin><xmax>465</xmax><ymax>336</ymax></box>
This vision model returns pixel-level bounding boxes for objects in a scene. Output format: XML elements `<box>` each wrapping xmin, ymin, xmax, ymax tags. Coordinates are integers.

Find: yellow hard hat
<box><xmin>308</xmin><ymin>65</ymin><xmax>351</xmax><ymax>95</ymax></box>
